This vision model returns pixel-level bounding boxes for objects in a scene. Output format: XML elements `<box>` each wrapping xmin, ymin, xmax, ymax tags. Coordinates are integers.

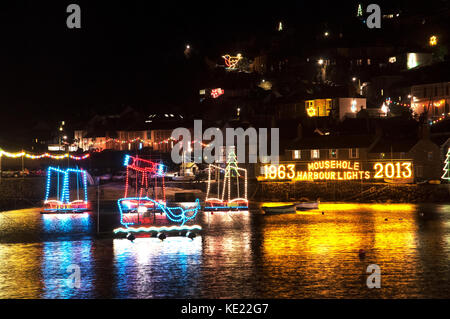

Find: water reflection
<box><xmin>261</xmin><ymin>203</ymin><xmax>450</xmax><ymax>298</ymax></box>
<box><xmin>198</xmin><ymin>211</ymin><xmax>257</xmax><ymax>298</ymax></box>
<box><xmin>41</xmin><ymin>213</ymin><xmax>92</xmax><ymax>237</ymax></box>
<box><xmin>113</xmin><ymin>236</ymin><xmax>202</xmax><ymax>298</ymax></box>
<box><xmin>0</xmin><ymin>243</ymin><xmax>42</xmax><ymax>298</ymax></box>
<box><xmin>0</xmin><ymin>204</ymin><xmax>450</xmax><ymax>298</ymax></box>
<box><xmin>41</xmin><ymin>240</ymin><xmax>94</xmax><ymax>298</ymax></box>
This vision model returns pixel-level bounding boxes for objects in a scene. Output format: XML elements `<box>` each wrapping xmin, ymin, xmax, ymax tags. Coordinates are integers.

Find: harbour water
<box><xmin>0</xmin><ymin>203</ymin><xmax>450</xmax><ymax>298</ymax></box>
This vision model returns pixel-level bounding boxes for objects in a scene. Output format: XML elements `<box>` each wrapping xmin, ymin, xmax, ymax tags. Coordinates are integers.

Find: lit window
<box><xmin>293</xmin><ymin>150</ymin><xmax>301</xmax><ymax>159</ymax></box>
<box><xmin>329</xmin><ymin>149</ymin><xmax>338</xmax><ymax>159</ymax></box>
<box><xmin>380</xmin><ymin>153</ymin><xmax>385</xmax><ymax>159</ymax></box>
<box><xmin>311</xmin><ymin>150</ymin><xmax>320</xmax><ymax>159</ymax></box>
<box><xmin>349</xmin><ymin>148</ymin><xmax>359</xmax><ymax>159</ymax></box>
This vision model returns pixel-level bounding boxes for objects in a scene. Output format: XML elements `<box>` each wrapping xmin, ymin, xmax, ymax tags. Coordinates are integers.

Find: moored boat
<box><xmin>261</xmin><ymin>203</ymin><xmax>296</xmax><ymax>215</ymax></box>
<box><xmin>295</xmin><ymin>201</ymin><xmax>319</xmax><ymax>211</ymax></box>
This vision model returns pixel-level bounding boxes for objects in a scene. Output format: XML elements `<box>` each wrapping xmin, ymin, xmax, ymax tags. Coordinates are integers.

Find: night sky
<box><xmin>0</xmin><ymin>0</ymin><xmax>445</xmax><ymax>133</ymax></box>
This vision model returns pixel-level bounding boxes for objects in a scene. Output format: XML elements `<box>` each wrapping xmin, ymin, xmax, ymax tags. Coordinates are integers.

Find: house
<box><xmin>282</xmin><ymin>119</ymin><xmax>441</xmax><ymax>182</ymax></box>
<box><xmin>411</xmin><ymin>81</ymin><xmax>450</xmax><ymax>120</ymax></box>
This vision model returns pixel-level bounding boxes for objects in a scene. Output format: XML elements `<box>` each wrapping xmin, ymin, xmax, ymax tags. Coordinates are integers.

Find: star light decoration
<box><xmin>429</xmin><ymin>35</ymin><xmax>438</xmax><ymax>46</ymax></box>
<box><xmin>306</xmin><ymin>106</ymin><xmax>317</xmax><ymax>117</ymax></box>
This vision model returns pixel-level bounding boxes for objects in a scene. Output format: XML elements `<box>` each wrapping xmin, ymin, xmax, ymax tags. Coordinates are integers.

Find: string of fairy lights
<box><xmin>0</xmin><ymin>137</ymin><xmax>211</xmax><ymax>161</ymax></box>
<box><xmin>89</xmin><ymin>136</ymin><xmax>177</xmax><ymax>146</ymax></box>
<box><xmin>0</xmin><ymin>149</ymin><xmax>90</xmax><ymax>160</ymax></box>
<box><xmin>88</xmin><ymin>137</ymin><xmax>211</xmax><ymax>148</ymax></box>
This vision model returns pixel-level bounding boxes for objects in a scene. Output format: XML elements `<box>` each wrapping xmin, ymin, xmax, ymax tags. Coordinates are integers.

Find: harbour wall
<box><xmin>1</xmin><ymin>178</ymin><xmax>450</xmax><ymax>211</ymax></box>
<box><xmin>255</xmin><ymin>181</ymin><xmax>450</xmax><ymax>203</ymax></box>
<box><xmin>0</xmin><ymin>178</ymin><xmax>45</xmax><ymax>210</ymax></box>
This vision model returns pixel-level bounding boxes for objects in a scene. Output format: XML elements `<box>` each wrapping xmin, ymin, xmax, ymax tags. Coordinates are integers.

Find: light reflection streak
<box><xmin>41</xmin><ymin>240</ymin><xmax>94</xmax><ymax>298</ymax></box>
<box><xmin>113</xmin><ymin>236</ymin><xmax>202</xmax><ymax>298</ymax></box>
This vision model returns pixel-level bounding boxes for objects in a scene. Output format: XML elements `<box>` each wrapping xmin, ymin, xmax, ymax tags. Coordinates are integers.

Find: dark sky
<box><xmin>0</xmin><ymin>0</ymin><xmax>445</xmax><ymax>131</ymax></box>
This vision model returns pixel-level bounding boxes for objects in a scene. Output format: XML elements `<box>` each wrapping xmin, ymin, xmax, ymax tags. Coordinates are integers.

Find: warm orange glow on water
<box><xmin>0</xmin><ymin>204</ymin><xmax>449</xmax><ymax>298</ymax></box>
<box><xmin>318</xmin><ymin>203</ymin><xmax>414</xmax><ymax>212</ymax></box>
<box><xmin>261</xmin><ymin>202</ymin><xmax>295</xmax><ymax>207</ymax></box>
<box><xmin>0</xmin><ymin>243</ymin><xmax>43</xmax><ymax>298</ymax></box>
<box><xmin>260</xmin><ymin>203</ymin><xmax>428</xmax><ymax>298</ymax></box>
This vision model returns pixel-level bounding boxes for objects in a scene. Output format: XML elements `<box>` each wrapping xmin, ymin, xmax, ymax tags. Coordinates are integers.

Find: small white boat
<box><xmin>261</xmin><ymin>203</ymin><xmax>296</xmax><ymax>215</ymax></box>
<box><xmin>172</xmin><ymin>174</ymin><xmax>195</xmax><ymax>181</ymax></box>
<box><xmin>296</xmin><ymin>201</ymin><xmax>319</xmax><ymax>211</ymax></box>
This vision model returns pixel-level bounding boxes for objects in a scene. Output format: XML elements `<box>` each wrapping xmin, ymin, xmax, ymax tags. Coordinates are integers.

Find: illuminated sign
<box><xmin>373</xmin><ymin>162</ymin><xmax>412</xmax><ymax>179</ymax></box>
<box><xmin>222</xmin><ymin>53</ymin><xmax>242</xmax><ymax>69</ymax></box>
<box><xmin>211</xmin><ymin>88</ymin><xmax>224</xmax><ymax>98</ymax></box>
<box><xmin>261</xmin><ymin>160</ymin><xmax>413</xmax><ymax>182</ymax></box>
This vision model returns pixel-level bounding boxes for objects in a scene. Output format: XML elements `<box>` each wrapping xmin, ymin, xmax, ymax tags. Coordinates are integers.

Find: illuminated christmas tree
<box><xmin>357</xmin><ymin>4</ymin><xmax>363</xmax><ymax>17</ymax></box>
<box><xmin>442</xmin><ymin>148</ymin><xmax>450</xmax><ymax>180</ymax></box>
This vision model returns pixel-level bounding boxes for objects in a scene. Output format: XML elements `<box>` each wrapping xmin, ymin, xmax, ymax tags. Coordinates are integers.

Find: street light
<box><xmin>318</xmin><ymin>59</ymin><xmax>324</xmax><ymax>65</ymax></box>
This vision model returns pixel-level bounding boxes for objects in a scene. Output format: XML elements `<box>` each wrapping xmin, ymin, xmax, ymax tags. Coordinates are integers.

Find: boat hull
<box><xmin>295</xmin><ymin>202</ymin><xmax>319</xmax><ymax>211</ymax></box>
<box><xmin>262</xmin><ymin>204</ymin><xmax>296</xmax><ymax>215</ymax></box>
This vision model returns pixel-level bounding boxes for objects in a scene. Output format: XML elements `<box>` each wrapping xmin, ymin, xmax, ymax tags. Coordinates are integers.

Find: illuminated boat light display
<box><xmin>205</xmin><ymin>150</ymin><xmax>248</xmax><ymax>211</ymax></box>
<box><xmin>116</xmin><ymin>155</ymin><xmax>201</xmax><ymax>235</ymax></box>
<box><xmin>113</xmin><ymin>224</ymin><xmax>202</xmax><ymax>234</ymax></box>
<box><xmin>42</xmin><ymin>167</ymin><xmax>90</xmax><ymax>213</ymax></box>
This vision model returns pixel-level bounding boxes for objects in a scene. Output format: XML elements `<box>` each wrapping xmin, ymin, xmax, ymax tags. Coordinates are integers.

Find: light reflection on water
<box><xmin>0</xmin><ymin>204</ymin><xmax>449</xmax><ymax>298</ymax></box>
<box><xmin>113</xmin><ymin>237</ymin><xmax>202</xmax><ymax>298</ymax></box>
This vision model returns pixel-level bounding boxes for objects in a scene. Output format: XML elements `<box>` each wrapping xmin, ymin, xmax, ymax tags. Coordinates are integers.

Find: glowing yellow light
<box><xmin>429</xmin><ymin>35</ymin><xmax>437</xmax><ymax>46</ymax></box>
<box><xmin>307</xmin><ymin>106</ymin><xmax>317</xmax><ymax>117</ymax></box>
<box><xmin>373</xmin><ymin>162</ymin><xmax>412</xmax><ymax>179</ymax></box>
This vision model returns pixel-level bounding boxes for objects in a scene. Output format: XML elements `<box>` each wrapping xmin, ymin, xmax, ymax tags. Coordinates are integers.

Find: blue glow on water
<box><xmin>113</xmin><ymin>237</ymin><xmax>202</xmax><ymax>298</ymax></box>
<box><xmin>41</xmin><ymin>240</ymin><xmax>94</xmax><ymax>298</ymax></box>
